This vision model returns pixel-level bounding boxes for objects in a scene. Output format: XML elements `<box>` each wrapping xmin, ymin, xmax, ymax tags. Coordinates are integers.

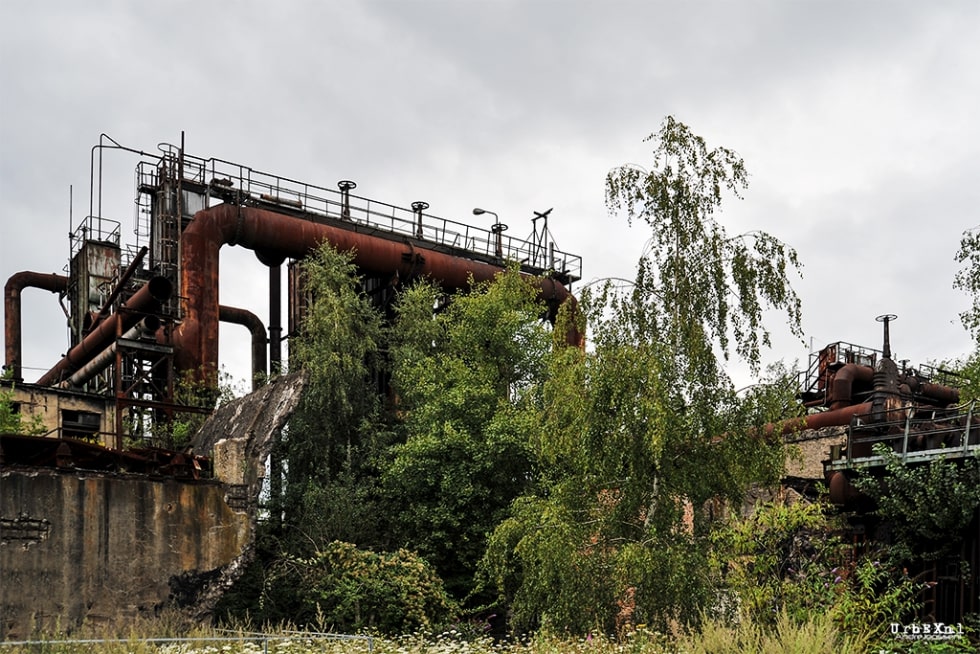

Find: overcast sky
<box><xmin>2</xmin><ymin>1</ymin><xmax>978</xmax><ymax>391</ymax></box>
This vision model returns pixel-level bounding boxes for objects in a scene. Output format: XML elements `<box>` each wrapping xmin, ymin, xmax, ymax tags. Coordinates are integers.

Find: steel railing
<box><xmin>828</xmin><ymin>400</ymin><xmax>980</xmax><ymax>471</ymax></box>
<box><xmin>133</xmin><ymin>147</ymin><xmax>582</xmax><ymax>283</ymax></box>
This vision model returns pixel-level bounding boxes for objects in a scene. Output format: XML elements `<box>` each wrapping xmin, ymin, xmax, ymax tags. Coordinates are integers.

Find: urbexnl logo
<box><xmin>889</xmin><ymin>622</ymin><xmax>964</xmax><ymax>641</ymax></box>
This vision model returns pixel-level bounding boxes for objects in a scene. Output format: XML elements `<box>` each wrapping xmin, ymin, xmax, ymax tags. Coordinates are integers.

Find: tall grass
<box><xmin>11</xmin><ymin>612</ymin><xmax>963</xmax><ymax>654</ymax></box>
<box><xmin>676</xmin><ymin>611</ymin><xmax>868</xmax><ymax>654</ymax></box>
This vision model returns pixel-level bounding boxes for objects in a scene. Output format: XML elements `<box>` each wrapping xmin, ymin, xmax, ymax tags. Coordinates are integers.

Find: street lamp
<box><xmin>472</xmin><ymin>207</ymin><xmax>507</xmax><ymax>258</ymax></box>
<box><xmin>472</xmin><ymin>207</ymin><xmax>497</xmax><ymax>221</ymax></box>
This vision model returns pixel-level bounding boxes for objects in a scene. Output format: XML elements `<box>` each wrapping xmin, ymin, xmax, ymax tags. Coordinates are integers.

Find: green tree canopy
<box><xmin>605</xmin><ymin>115</ymin><xmax>802</xmax><ymax>374</ymax></box>
<box><xmin>281</xmin><ymin>242</ymin><xmax>390</xmax><ymax>548</ymax></box>
<box><xmin>483</xmin><ymin>116</ymin><xmax>803</xmax><ymax>634</ymax></box>
<box><xmin>955</xmin><ymin>225</ymin><xmax>980</xmax><ymax>345</ymax></box>
<box><xmin>382</xmin><ymin>268</ymin><xmax>551</xmax><ymax>600</ymax></box>
<box><xmin>225</xmin><ymin>117</ymin><xmax>806</xmax><ymax>636</ymax></box>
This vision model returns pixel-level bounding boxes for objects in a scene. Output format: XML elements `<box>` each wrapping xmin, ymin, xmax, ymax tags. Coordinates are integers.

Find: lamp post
<box><xmin>473</xmin><ymin>207</ymin><xmax>507</xmax><ymax>259</ymax></box>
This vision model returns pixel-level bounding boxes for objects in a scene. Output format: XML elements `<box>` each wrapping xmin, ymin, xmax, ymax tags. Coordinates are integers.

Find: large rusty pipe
<box><xmin>828</xmin><ymin>364</ymin><xmax>874</xmax><ymax>410</ymax></box>
<box><xmin>219</xmin><ymin>305</ymin><xmax>268</xmax><ymax>390</ymax></box>
<box><xmin>829</xmin><ymin>364</ymin><xmax>958</xmax><ymax>409</ymax></box>
<box><xmin>4</xmin><ymin>271</ymin><xmax>69</xmax><ymax>382</ymax></box>
<box><xmin>35</xmin><ymin>276</ymin><xmax>172</xmax><ymax>386</ymax></box>
<box><xmin>917</xmin><ymin>382</ymin><xmax>960</xmax><ymax>406</ymax></box>
<box><xmin>57</xmin><ymin>316</ymin><xmax>162</xmax><ymax>389</ymax></box>
<box><xmin>798</xmin><ymin>402</ymin><xmax>873</xmax><ymax>432</ymax></box>
<box><xmin>175</xmin><ymin>204</ymin><xmax>579</xmax><ymax>378</ymax></box>
<box><xmin>750</xmin><ymin>402</ymin><xmax>874</xmax><ymax>442</ymax></box>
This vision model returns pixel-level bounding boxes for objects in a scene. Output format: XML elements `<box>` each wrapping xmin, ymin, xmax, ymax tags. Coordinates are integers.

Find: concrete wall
<box><xmin>0</xmin><ymin>468</ymin><xmax>250</xmax><ymax>638</ymax></box>
<box><xmin>783</xmin><ymin>425</ymin><xmax>847</xmax><ymax>481</ymax></box>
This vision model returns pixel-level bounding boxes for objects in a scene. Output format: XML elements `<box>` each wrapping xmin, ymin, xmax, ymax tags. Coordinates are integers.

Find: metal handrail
<box><xmin>832</xmin><ymin>400</ymin><xmax>980</xmax><ymax>471</ymax></box>
<box><xmin>69</xmin><ymin>215</ymin><xmax>121</xmax><ymax>259</ymax></box>
<box><xmin>137</xmin><ymin>146</ymin><xmax>582</xmax><ymax>282</ymax></box>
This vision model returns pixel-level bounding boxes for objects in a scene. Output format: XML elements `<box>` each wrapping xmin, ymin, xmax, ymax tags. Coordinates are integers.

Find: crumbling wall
<box><xmin>0</xmin><ymin>469</ymin><xmax>249</xmax><ymax>638</ymax></box>
<box><xmin>0</xmin><ymin>371</ymin><xmax>308</xmax><ymax>637</ymax></box>
<box><xmin>784</xmin><ymin>425</ymin><xmax>847</xmax><ymax>480</ymax></box>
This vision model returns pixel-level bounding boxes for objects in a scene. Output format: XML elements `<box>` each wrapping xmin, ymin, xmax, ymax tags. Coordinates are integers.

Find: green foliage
<box><xmin>882</xmin><ymin>639</ymin><xmax>979</xmax><ymax>654</ymax></box>
<box><xmin>259</xmin><ymin>541</ymin><xmax>456</xmax><ymax>634</ymax></box>
<box><xmin>483</xmin><ymin>117</ymin><xmax>802</xmax><ymax>635</ymax></box>
<box><xmin>677</xmin><ymin>610</ymin><xmax>868</xmax><ymax>654</ymax></box>
<box><xmin>954</xmin><ymin>226</ymin><xmax>980</xmax><ymax>344</ymax></box>
<box><xmin>605</xmin><ymin>115</ymin><xmax>803</xmax><ymax>373</ymax></box>
<box><xmin>224</xmin><ymin>117</ymin><xmax>807</xmax><ymax>639</ymax></box>
<box><xmin>0</xmin><ymin>374</ymin><xmax>45</xmax><ymax>435</ymax></box>
<box><xmin>854</xmin><ymin>444</ymin><xmax>980</xmax><ymax>562</ymax></box>
<box><xmin>716</xmin><ymin>498</ymin><xmax>922</xmax><ymax>646</ymax></box>
<box><xmin>159</xmin><ymin>367</ymin><xmax>242</xmax><ymax>449</ymax></box>
<box><xmin>950</xmin><ymin>355</ymin><xmax>980</xmax><ymax>404</ymax></box>
<box><xmin>715</xmin><ymin>498</ymin><xmax>834</xmax><ymax>624</ymax></box>
<box><xmin>283</xmin><ymin>242</ymin><xmax>389</xmax><ymax>550</ymax></box>
<box><xmin>383</xmin><ymin>268</ymin><xmax>549</xmax><ymax>599</ymax></box>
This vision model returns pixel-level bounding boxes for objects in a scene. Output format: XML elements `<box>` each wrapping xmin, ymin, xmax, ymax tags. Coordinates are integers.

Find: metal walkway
<box><xmin>826</xmin><ymin>401</ymin><xmax>980</xmax><ymax>472</ymax></box>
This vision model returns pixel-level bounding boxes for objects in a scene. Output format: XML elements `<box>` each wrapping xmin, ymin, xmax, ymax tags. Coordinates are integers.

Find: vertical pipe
<box><xmin>4</xmin><ymin>271</ymin><xmax>69</xmax><ymax>382</ymax></box>
<box><xmin>876</xmin><ymin>313</ymin><xmax>897</xmax><ymax>359</ymax></box>
<box><xmin>114</xmin><ymin>309</ymin><xmax>124</xmax><ymax>450</ymax></box>
<box><xmin>338</xmin><ymin>180</ymin><xmax>356</xmax><ymax>220</ymax></box>
<box><xmin>218</xmin><ymin>305</ymin><xmax>267</xmax><ymax>391</ymax></box>
<box><xmin>412</xmin><ymin>201</ymin><xmax>428</xmax><ymax>239</ymax></box>
<box><xmin>269</xmin><ymin>265</ymin><xmax>282</xmax><ymax>375</ymax></box>
<box><xmin>268</xmin><ymin>263</ymin><xmax>283</xmax><ymax>533</ymax></box>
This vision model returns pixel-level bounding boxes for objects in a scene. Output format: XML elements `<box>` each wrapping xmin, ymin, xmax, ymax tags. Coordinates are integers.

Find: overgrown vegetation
<box><xmin>185</xmin><ymin>120</ymin><xmax>979</xmax><ymax>650</ymax></box>
<box><xmin>854</xmin><ymin>443</ymin><xmax>980</xmax><ymax>563</ymax></box>
<box><xmin>214</xmin><ymin>116</ymin><xmax>808</xmax><ymax>636</ymax></box>
<box><xmin>1</xmin><ymin>370</ymin><xmax>46</xmax><ymax>435</ymax></box>
<box><xmin>10</xmin><ymin>612</ymin><xmax>976</xmax><ymax>653</ymax></box>
<box><xmin>715</xmin><ymin>497</ymin><xmax>924</xmax><ymax>644</ymax></box>
<box><xmin>257</xmin><ymin>541</ymin><xmax>455</xmax><ymax>633</ymax></box>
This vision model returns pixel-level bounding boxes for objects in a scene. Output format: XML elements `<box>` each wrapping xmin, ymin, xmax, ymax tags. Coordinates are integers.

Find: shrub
<box><xmin>260</xmin><ymin>541</ymin><xmax>456</xmax><ymax>634</ymax></box>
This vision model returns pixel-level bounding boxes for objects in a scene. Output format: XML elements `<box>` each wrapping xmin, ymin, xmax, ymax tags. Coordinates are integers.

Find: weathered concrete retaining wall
<box><xmin>783</xmin><ymin>425</ymin><xmax>847</xmax><ymax>480</ymax></box>
<box><xmin>0</xmin><ymin>468</ymin><xmax>250</xmax><ymax>638</ymax></box>
<box><xmin>0</xmin><ymin>372</ymin><xmax>307</xmax><ymax>637</ymax></box>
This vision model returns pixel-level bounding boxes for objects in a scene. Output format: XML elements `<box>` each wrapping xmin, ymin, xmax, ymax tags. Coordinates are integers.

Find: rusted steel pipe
<box><xmin>4</xmin><ymin>271</ymin><xmax>69</xmax><ymax>382</ymax></box>
<box><xmin>88</xmin><ymin>245</ymin><xmax>149</xmax><ymax>333</ymax></box>
<box><xmin>746</xmin><ymin>402</ymin><xmax>873</xmax><ymax>442</ymax></box>
<box><xmin>268</xmin><ymin>265</ymin><xmax>282</xmax><ymax>375</ymax></box>
<box><xmin>798</xmin><ymin>402</ymin><xmax>873</xmax><ymax>432</ymax></box>
<box><xmin>828</xmin><ymin>364</ymin><xmax>874</xmax><ymax>410</ymax></box>
<box><xmin>35</xmin><ymin>276</ymin><xmax>172</xmax><ymax>386</ymax></box>
<box><xmin>57</xmin><ymin>316</ymin><xmax>162</xmax><ymax>389</ymax></box>
<box><xmin>219</xmin><ymin>305</ymin><xmax>267</xmax><ymax>390</ymax></box>
<box><xmin>174</xmin><ymin>204</ymin><xmax>580</xmax><ymax>379</ymax></box>
<box><xmin>917</xmin><ymin>381</ymin><xmax>960</xmax><ymax>406</ymax></box>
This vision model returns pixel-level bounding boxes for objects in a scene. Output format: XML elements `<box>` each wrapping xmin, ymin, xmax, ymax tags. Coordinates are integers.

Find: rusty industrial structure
<box><xmin>1</xmin><ymin>135</ymin><xmax>581</xmax><ymax>636</ymax></box>
<box><xmin>2</xmin><ymin>134</ymin><xmax>977</xmax><ymax>633</ymax></box>
<box><xmin>782</xmin><ymin>315</ymin><xmax>979</xmax><ymax>624</ymax></box>
<box><xmin>3</xmin><ymin>135</ymin><xmax>581</xmax><ymax>446</ymax></box>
